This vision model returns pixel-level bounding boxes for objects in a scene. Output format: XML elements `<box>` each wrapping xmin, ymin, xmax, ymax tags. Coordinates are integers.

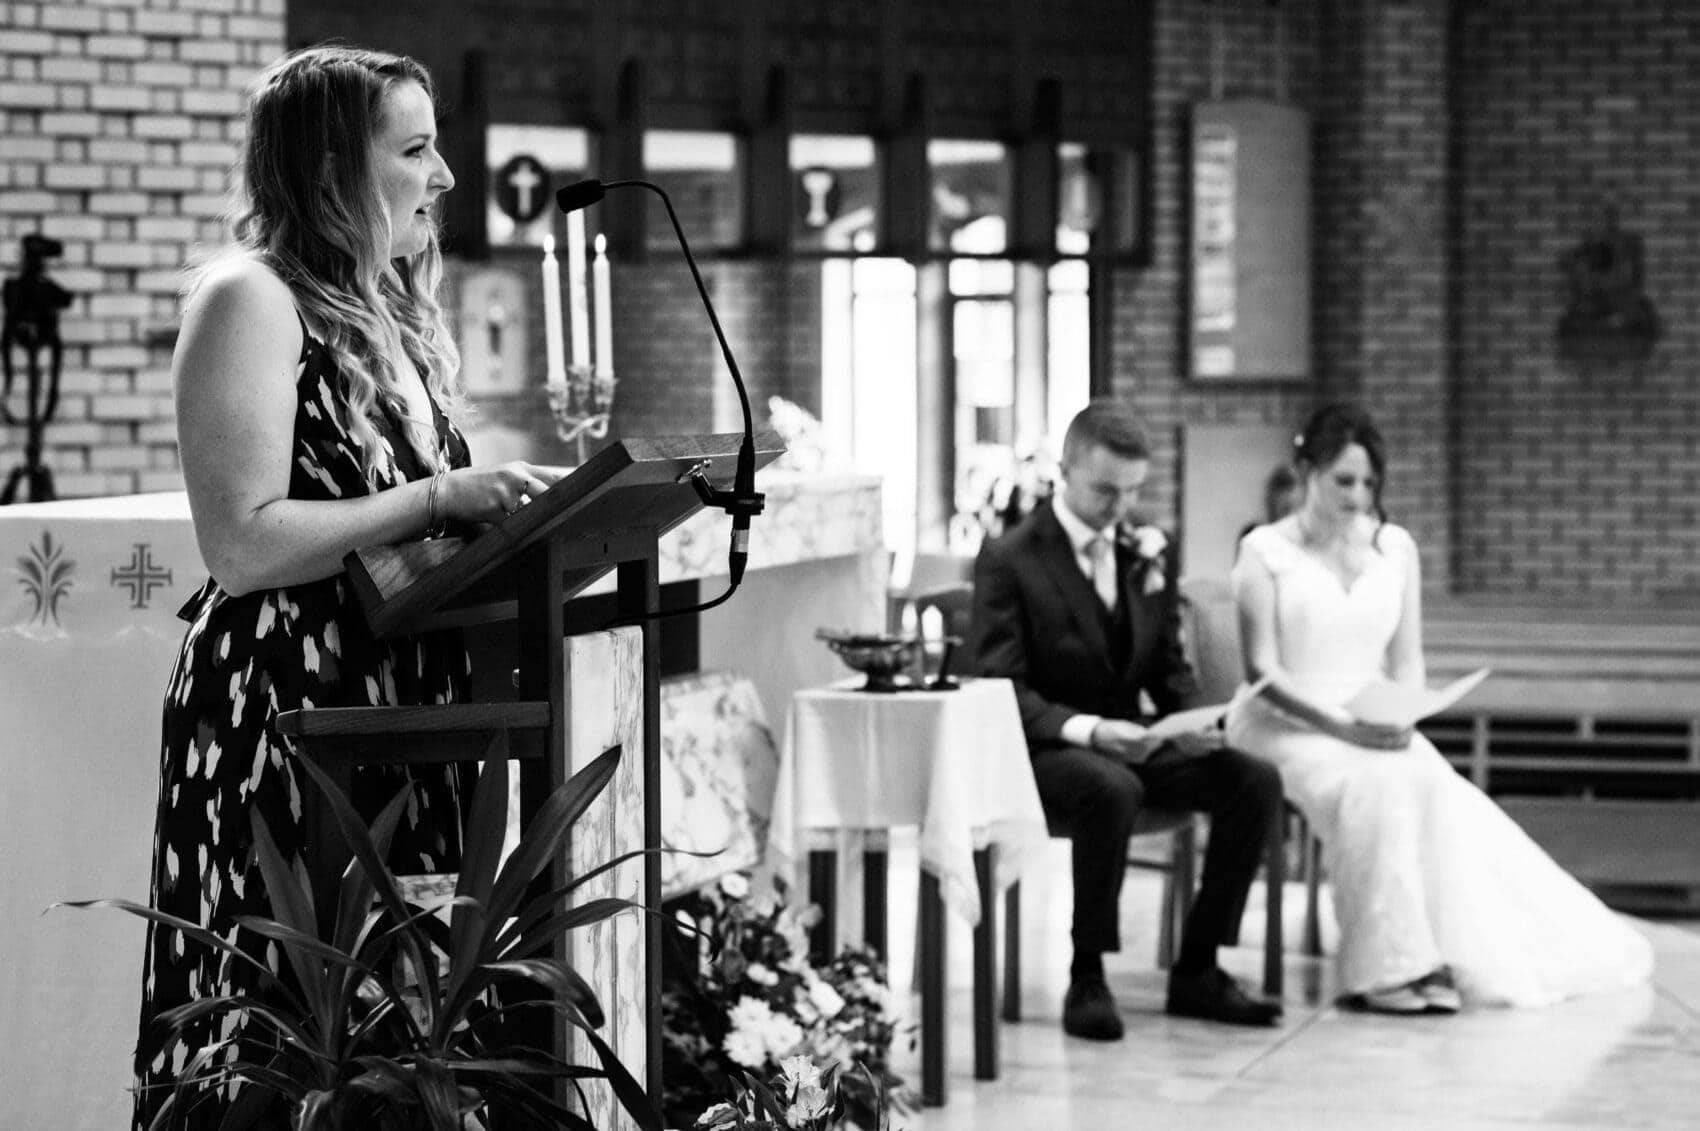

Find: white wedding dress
<box><xmin>1226</xmin><ymin>522</ymin><xmax>1653</xmax><ymax>1006</ymax></box>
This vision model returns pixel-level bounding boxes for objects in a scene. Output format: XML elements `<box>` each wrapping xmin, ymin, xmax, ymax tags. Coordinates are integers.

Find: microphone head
<box><xmin>556</xmin><ymin>179</ymin><xmax>607</xmax><ymax>214</ymax></box>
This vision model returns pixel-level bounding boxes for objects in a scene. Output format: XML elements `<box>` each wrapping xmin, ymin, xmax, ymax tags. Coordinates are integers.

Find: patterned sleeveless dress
<box><xmin>134</xmin><ymin>323</ymin><xmax>472</xmax><ymax>1129</ymax></box>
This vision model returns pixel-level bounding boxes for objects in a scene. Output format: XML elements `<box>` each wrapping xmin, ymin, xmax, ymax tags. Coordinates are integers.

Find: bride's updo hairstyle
<box><xmin>1295</xmin><ymin>402</ymin><xmax>1390</xmax><ymax>545</ymax></box>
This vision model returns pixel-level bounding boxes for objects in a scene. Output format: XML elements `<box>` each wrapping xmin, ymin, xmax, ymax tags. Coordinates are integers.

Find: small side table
<box><xmin>767</xmin><ymin>677</ymin><xmax>1048</xmax><ymax>1105</ymax></box>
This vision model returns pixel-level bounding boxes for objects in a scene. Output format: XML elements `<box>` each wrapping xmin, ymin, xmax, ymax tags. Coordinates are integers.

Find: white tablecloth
<box><xmin>767</xmin><ymin>677</ymin><xmax>1048</xmax><ymax>926</ymax></box>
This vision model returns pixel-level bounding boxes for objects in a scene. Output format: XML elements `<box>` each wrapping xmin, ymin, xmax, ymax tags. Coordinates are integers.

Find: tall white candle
<box><xmin>540</xmin><ymin>234</ymin><xmax>566</xmax><ymax>386</ymax></box>
<box><xmin>566</xmin><ymin>210</ymin><xmax>590</xmax><ymax>370</ymax></box>
<box><xmin>593</xmin><ymin>233</ymin><xmax>613</xmax><ymax>378</ymax></box>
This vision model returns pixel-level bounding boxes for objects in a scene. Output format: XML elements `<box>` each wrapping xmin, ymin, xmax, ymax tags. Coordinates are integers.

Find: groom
<box><xmin>972</xmin><ymin>400</ymin><xmax>1284</xmax><ymax>1036</ymax></box>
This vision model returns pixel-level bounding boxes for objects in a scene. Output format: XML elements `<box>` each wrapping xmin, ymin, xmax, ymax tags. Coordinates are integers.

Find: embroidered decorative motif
<box><xmin>16</xmin><ymin>528</ymin><xmax>74</xmax><ymax>626</ymax></box>
<box><xmin>110</xmin><ymin>542</ymin><xmax>173</xmax><ymax>610</ymax></box>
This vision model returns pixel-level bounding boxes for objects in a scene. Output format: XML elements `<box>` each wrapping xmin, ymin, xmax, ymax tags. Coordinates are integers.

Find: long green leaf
<box><xmin>441</xmin><ymin>746</ymin><xmax>621</xmax><ymax>1029</ymax></box>
<box><xmin>497</xmin><ymin>897</ymin><xmax>642</xmax><ymax>964</ymax></box>
<box><xmin>232</xmin><ymin>915</ymin><xmax>372</xmax><ymax>976</ymax></box>
<box><xmin>412</xmin><ymin>1055</ymin><xmax>467</xmax><ymax>1131</ymax></box>
<box><xmin>150</xmin><ymin>995</ymin><xmax>323</xmax><ymax>1067</ymax></box>
<box><xmin>330</xmin><ymin>785</ymin><xmax>412</xmax><ymax>957</ymax></box>
<box><xmin>480</xmin><ymin>958</ymin><xmax>602</xmax><ymax>1026</ymax></box>
<box><xmin>492</xmin><ymin>844</ymin><xmax>670</xmax><ymax>952</ymax></box>
<box><xmin>470</xmin><ymin>1074</ymin><xmax>597</xmax><ymax>1130</ymax></box>
<box><xmin>741</xmin><ymin>1069</ymin><xmax>790</xmax><ymax>1124</ymax></box>
<box><xmin>249</xmin><ymin>809</ymin><xmax>330</xmax><ymax>1027</ymax></box>
<box><xmin>483</xmin><ymin>745</ymin><xmax>621</xmax><ymax>931</ymax></box>
<box><xmin>294</xmin><ymin>757</ymin><xmax>441</xmax><ymax>1020</ymax></box>
<box><xmin>573</xmin><ymin>1023</ymin><xmax>663</xmax><ymax>1131</ymax></box>
<box><xmin>449</xmin><ymin>733</ymin><xmax>512</xmax><ymax>971</ymax></box>
<box><xmin>52</xmin><ymin>899</ymin><xmax>307</xmax><ymax>1018</ymax></box>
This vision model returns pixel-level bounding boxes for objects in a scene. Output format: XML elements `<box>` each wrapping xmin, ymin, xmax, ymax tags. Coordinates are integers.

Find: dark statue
<box><xmin>1557</xmin><ymin>200</ymin><xmax>1659</xmax><ymax>360</ymax></box>
<box><xmin>1</xmin><ymin>234</ymin><xmax>73</xmax><ymax>503</ymax></box>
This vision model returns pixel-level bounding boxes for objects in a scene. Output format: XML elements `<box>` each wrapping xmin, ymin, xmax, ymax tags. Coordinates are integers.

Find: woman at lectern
<box><xmin>133</xmin><ymin>45</ymin><xmax>563</xmax><ymax>1129</ymax></box>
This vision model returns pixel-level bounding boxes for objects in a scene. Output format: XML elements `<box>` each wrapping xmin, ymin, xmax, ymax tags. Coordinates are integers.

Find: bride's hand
<box><xmin>439</xmin><ymin>461</ymin><xmax>568</xmax><ymax>524</ymax></box>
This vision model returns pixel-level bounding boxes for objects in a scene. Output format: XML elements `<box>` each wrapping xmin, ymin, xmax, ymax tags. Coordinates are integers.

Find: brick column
<box><xmin>0</xmin><ymin>0</ymin><xmax>283</xmax><ymax>498</ymax></box>
<box><xmin>1313</xmin><ymin>0</ymin><xmax>1453</xmax><ymax>590</ymax></box>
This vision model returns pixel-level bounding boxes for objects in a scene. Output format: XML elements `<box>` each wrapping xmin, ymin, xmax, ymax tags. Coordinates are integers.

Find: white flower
<box><xmin>725</xmin><ymin>995</ymin><xmax>804</xmax><ymax>1066</ymax></box>
<box><xmin>1127</xmin><ymin>523</ymin><xmax>1169</xmax><ymax>594</ymax></box>
<box><xmin>747</xmin><ymin>962</ymin><xmax>778</xmax><ymax>986</ymax></box>
<box><xmin>723</xmin><ymin>1025</ymin><xmax>767</xmax><ymax>1069</ymax></box>
<box><xmin>779</xmin><ymin>1054</ymin><xmax>823</xmax><ymax>1090</ymax></box>
<box><xmin>719</xmin><ymin>872</ymin><xmax>750</xmax><ymax>900</ymax></box>
<box><xmin>807</xmin><ymin>980</ymin><xmax>846</xmax><ymax>1019</ymax></box>
<box><xmin>764</xmin><ymin>1012</ymin><xmax>804</xmax><ymax>1060</ymax></box>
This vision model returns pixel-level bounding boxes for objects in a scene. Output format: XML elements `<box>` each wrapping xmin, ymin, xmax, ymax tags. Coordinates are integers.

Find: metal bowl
<box><xmin>815</xmin><ymin>629</ymin><xmax>918</xmax><ymax>692</ymax></box>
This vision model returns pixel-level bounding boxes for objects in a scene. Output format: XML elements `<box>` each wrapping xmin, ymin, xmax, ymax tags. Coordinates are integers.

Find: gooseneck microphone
<box><xmin>556</xmin><ymin>177</ymin><xmax>765</xmax><ymax>603</ymax></box>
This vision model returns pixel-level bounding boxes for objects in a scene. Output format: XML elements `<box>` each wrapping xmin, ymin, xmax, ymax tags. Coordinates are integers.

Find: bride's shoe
<box><xmin>1413</xmin><ymin>967</ymin><xmax>1462</xmax><ymax>1014</ymax></box>
<box><xmin>1355</xmin><ymin>984</ymin><xmax>1429</xmax><ymax>1014</ymax></box>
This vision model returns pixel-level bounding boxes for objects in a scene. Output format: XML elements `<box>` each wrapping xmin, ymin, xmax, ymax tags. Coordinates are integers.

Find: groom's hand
<box><xmin>1162</xmin><ymin>728</ymin><xmax>1227</xmax><ymax>759</ymax></box>
<box><xmin>1089</xmin><ymin>719</ymin><xmax>1161</xmax><ymax>764</ymax></box>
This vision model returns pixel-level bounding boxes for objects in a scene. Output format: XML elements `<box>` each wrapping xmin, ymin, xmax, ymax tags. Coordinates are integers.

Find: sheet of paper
<box><xmin>1345</xmin><ymin>667</ymin><xmax>1491</xmax><ymax>727</ymax></box>
<box><xmin>1146</xmin><ymin>703</ymin><xmax>1231</xmax><ymax>739</ymax></box>
<box><xmin>1146</xmin><ymin>675</ymin><xmax>1273</xmax><ymax>739</ymax></box>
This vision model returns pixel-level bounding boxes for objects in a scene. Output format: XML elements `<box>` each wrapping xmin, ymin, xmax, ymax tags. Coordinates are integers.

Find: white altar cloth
<box><xmin>767</xmin><ymin>677</ymin><xmax>1048</xmax><ymax>927</ymax></box>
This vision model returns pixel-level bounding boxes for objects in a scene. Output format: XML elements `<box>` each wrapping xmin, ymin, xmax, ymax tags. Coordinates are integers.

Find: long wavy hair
<box><xmin>210</xmin><ymin>44</ymin><xmax>465</xmax><ymax>482</ymax></box>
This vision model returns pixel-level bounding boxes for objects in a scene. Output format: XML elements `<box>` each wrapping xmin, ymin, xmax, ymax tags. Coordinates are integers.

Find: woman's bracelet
<box><xmin>424</xmin><ymin>467</ymin><xmax>448</xmax><ymax>538</ymax></box>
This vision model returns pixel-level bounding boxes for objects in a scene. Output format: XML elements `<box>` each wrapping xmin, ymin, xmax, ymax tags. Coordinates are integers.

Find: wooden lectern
<box><xmin>275</xmin><ymin>431</ymin><xmax>783</xmax><ymax>1123</ymax></box>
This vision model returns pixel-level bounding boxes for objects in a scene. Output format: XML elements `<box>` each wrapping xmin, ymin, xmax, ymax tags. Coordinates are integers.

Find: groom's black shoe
<box><xmin>1062</xmin><ymin>976</ymin><xmax>1124</xmax><ymax>1040</ymax></box>
<box><xmin>1166</xmin><ymin>967</ymin><xmax>1282</xmax><ymax>1027</ymax></box>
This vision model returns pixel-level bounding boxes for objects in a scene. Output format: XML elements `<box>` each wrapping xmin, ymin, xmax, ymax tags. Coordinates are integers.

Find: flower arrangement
<box><xmin>662</xmin><ymin>874</ymin><xmax>912</xmax><ymax>1131</ymax></box>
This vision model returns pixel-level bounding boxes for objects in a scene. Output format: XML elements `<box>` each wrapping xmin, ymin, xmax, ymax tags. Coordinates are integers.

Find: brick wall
<box><xmin>1451</xmin><ymin>1</ymin><xmax>1700</xmax><ymax>602</ymax></box>
<box><xmin>0</xmin><ymin>0</ymin><xmax>283</xmax><ymax>498</ymax></box>
<box><xmin>1113</xmin><ymin>0</ymin><xmax>1322</xmax><ymax>526</ymax></box>
<box><xmin>1119</xmin><ymin>0</ymin><xmax>1455</xmax><ymax>588</ymax></box>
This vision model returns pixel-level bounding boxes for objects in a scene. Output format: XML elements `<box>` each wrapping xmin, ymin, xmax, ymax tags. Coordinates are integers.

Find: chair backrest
<box><xmin>1179</xmin><ymin>573</ymin><xmax>1244</xmax><ymax>706</ymax></box>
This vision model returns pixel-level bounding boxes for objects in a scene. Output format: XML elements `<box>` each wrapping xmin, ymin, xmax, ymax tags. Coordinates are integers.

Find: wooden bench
<box><xmin>1422</xmin><ymin>603</ymin><xmax>1700</xmax><ymax>909</ymax></box>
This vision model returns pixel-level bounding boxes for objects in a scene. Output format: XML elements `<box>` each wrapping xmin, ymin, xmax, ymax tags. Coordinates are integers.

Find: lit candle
<box><xmin>565</xmin><ymin>210</ymin><xmax>590</xmax><ymax>370</ymax></box>
<box><xmin>593</xmin><ymin>233</ymin><xmax>613</xmax><ymax>378</ymax></box>
<box><xmin>540</xmin><ymin>234</ymin><xmax>566</xmax><ymax>386</ymax></box>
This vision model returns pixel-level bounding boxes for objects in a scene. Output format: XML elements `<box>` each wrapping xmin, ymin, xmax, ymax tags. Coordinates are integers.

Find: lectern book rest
<box><xmin>345</xmin><ymin>430</ymin><xmax>787</xmax><ymax>637</ymax></box>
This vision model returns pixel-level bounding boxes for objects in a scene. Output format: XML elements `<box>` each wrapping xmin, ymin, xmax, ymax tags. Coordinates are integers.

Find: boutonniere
<box><xmin>1118</xmin><ymin>523</ymin><xmax>1170</xmax><ymax>595</ymax></box>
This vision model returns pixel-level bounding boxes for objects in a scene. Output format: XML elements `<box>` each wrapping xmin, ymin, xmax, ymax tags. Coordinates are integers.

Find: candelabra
<box><xmin>545</xmin><ymin>363</ymin><xmax>617</xmax><ymax>463</ymax></box>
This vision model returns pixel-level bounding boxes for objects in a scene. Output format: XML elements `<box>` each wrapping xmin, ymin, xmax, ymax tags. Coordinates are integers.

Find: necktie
<box><xmin>1086</xmin><ymin>534</ymin><xmax>1118</xmax><ymax>612</ymax></box>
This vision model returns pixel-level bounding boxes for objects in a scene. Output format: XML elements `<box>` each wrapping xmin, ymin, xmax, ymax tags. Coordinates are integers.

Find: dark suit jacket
<box><xmin>972</xmin><ymin>501</ymin><xmax>1198</xmax><ymax>750</ymax></box>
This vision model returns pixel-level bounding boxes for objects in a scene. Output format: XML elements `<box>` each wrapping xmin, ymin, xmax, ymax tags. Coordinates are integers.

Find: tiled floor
<box><xmin>871</xmin><ymin>836</ymin><xmax>1699</xmax><ymax>1130</ymax></box>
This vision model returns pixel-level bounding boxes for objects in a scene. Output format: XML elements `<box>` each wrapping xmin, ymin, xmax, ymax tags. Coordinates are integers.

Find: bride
<box><xmin>1226</xmin><ymin>404</ymin><xmax>1653</xmax><ymax>1012</ymax></box>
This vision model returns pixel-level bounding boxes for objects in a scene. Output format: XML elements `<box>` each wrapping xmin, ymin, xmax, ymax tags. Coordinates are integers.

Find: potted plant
<box><xmin>60</xmin><ymin>744</ymin><xmax>662</xmax><ymax>1131</ymax></box>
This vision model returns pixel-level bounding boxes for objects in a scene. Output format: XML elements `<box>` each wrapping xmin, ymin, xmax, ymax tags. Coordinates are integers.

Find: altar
<box><xmin>0</xmin><ymin>470</ymin><xmax>884</xmax><ymax>1131</ymax></box>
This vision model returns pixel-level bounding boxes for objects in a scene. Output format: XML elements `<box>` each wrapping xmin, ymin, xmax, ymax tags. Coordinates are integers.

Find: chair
<box><xmin>1179</xmin><ymin>574</ymin><xmax>1325</xmax><ymax>965</ymax></box>
<box><xmin>1000</xmin><ymin>806</ymin><xmax>1200</xmax><ymax>1022</ymax></box>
